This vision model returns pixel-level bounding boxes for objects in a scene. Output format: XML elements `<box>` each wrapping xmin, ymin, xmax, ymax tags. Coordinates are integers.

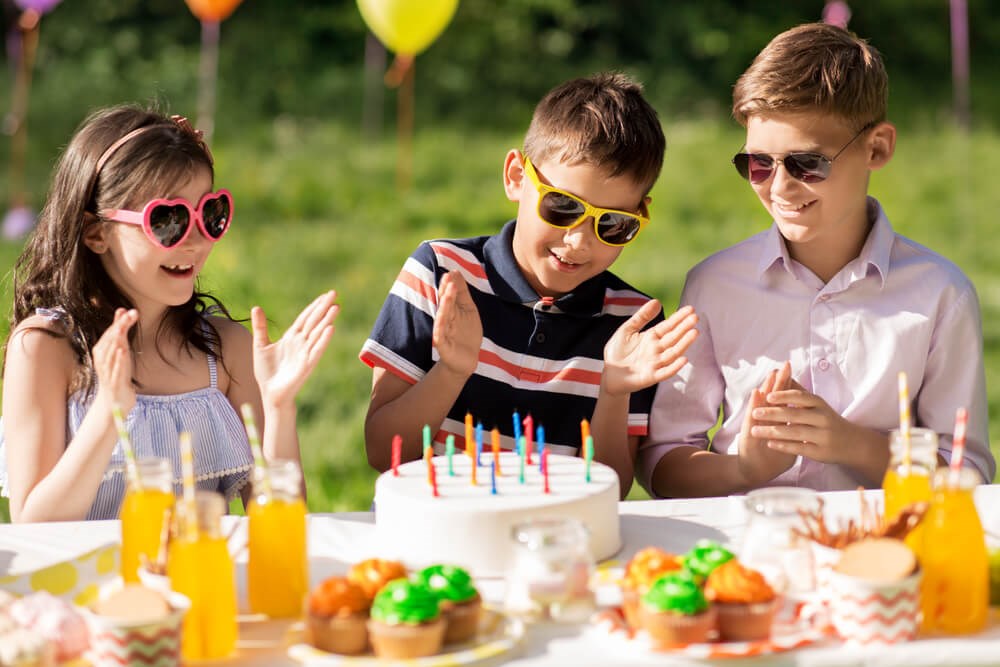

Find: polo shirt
<box><xmin>360</xmin><ymin>220</ymin><xmax>663</xmax><ymax>454</ymax></box>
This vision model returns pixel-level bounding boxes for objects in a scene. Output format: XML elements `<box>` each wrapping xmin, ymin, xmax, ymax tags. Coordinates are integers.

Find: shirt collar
<box><xmin>482</xmin><ymin>220</ymin><xmax>608</xmax><ymax>316</ymax></box>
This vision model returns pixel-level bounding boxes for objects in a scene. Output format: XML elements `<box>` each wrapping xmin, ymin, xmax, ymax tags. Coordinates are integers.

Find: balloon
<box><xmin>357</xmin><ymin>0</ymin><xmax>458</xmax><ymax>56</ymax></box>
<box><xmin>13</xmin><ymin>0</ymin><xmax>61</xmax><ymax>14</ymax></box>
<box><xmin>184</xmin><ymin>0</ymin><xmax>244</xmax><ymax>22</ymax></box>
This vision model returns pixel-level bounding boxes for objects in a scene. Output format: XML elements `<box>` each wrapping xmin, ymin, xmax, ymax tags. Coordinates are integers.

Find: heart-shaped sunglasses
<box><xmin>100</xmin><ymin>189</ymin><xmax>233</xmax><ymax>249</ymax></box>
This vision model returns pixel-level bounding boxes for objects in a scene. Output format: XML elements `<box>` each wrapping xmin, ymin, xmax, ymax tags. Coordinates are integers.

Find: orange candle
<box><xmin>581</xmin><ymin>418</ymin><xmax>590</xmax><ymax>447</ymax></box>
<box><xmin>492</xmin><ymin>427</ymin><xmax>502</xmax><ymax>476</ymax></box>
<box><xmin>465</xmin><ymin>412</ymin><xmax>474</xmax><ymax>457</ymax></box>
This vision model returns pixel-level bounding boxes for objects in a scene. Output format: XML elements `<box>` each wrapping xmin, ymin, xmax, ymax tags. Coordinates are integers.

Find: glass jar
<box><xmin>505</xmin><ymin>518</ymin><xmax>594</xmax><ymax>622</ymax></box>
<box><xmin>119</xmin><ymin>457</ymin><xmax>175</xmax><ymax>583</ymax></box>
<box><xmin>883</xmin><ymin>427</ymin><xmax>937</xmax><ymax>557</ymax></box>
<box><xmin>248</xmin><ymin>460</ymin><xmax>308</xmax><ymax>618</ymax></box>
<box><xmin>920</xmin><ymin>467</ymin><xmax>988</xmax><ymax>634</ymax></box>
<box><xmin>740</xmin><ymin>487</ymin><xmax>821</xmax><ymax>594</ymax></box>
<box><xmin>168</xmin><ymin>490</ymin><xmax>237</xmax><ymax>661</ymax></box>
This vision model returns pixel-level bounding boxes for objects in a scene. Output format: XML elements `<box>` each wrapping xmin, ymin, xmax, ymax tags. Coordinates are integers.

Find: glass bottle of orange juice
<box><xmin>168</xmin><ymin>490</ymin><xmax>238</xmax><ymax>661</ymax></box>
<box><xmin>882</xmin><ymin>428</ymin><xmax>937</xmax><ymax>557</ymax></box>
<box><xmin>248</xmin><ymin>459</ymin><xmax>308</xmax><ymax>617</ymax></box>
<box><xmin>119</xmin><ymin>457</ymin><xmax>174</xmax><ymax>583</ymax></box>
<box><xmin>920</xmin><ymin>467</ymin><xmax>988</xmax><ymax>634</ymax></box>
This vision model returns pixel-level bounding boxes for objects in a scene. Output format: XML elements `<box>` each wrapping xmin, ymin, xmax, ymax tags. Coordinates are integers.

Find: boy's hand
<box><xmin>93</xmin><ymin>308</ymin><xmax>138</xmax><ymax>414</ymax></box>
<box><xmin>252</xmin><ymin>290</ymin><xmax>338</xmax><ymax>409</ymax></box>
<box><xmin>750</xmin><ymin>380</ymin><xmax>860</xmax><ymax>465</ymax></box>
<box><xmin>601</xmin><ymin>302</ymin><xmax>698</xmax><ymax>396</ymax></box>
<box><xmin>737</xmin><ymin>362</ymin><xmax>796</xmax><ymax>486</ymax></box>
<box><xmin>432</xmin><ymin>271</ymin><xmax>483</xmax><ymax>379</ymax></box>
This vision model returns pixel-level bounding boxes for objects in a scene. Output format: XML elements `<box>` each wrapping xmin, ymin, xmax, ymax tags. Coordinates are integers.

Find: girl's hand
<box><xmin>252</xmin><ymin>291</ymin><xmax>338</xmax><ymax>409</ymax></box>
<box><xmin>431</xmin><ymin>272</ymin><xmax>483</xmax><ymax>380</ymax></box>
<box><xmin>602</xmin><ymin>302</ymin><xmax>699</xmax><ymax>396</ymax></box>
<box><xmin>93</xmin><ymin>308</ymin><xmax>138</xmax><ymax>414</ymax></box>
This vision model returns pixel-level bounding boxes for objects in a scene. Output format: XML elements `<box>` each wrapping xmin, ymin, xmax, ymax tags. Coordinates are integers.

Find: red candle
<box><xmin>492</xmin><ymin>427</ymin><xmax>502</xmax><ymax>476</ymax></box>
<box><xmin>429</xmin><ymin>458</ymin><xmax>439</xmax><ymax>497</ymax></box>
<box><xmin>391</xmin><ymin>434</ymin><xmax>402</xmax><ymax>476</ymax></box>
<box><xmin>542</xmin><ymin>447</ymin><xmax>550</xmax><ymax>494</ymax></box>
<box><xmin>523</xmin><ymin>414</ymin><xmax>534</xmax><ymax>465</ymax></box>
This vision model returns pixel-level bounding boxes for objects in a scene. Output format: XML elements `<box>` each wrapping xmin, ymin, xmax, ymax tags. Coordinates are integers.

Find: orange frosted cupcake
<box><xmin>306</xmin><ymin>577</ymin><xmax>371</xmax><ymax>655</ymax></box>
<box><xmin>620</xmin><ymin>547</ymin><xmax>682</xmax><ymax>629</ymax></box>
<box><xmin>347</xmin><ymin>558</ymin><xmax>408</xmax><ymax>600</ymax></box>
<box><xmin>704</xmin><ymin>560</ymin><xmax>778</xmax><ymax>642</ymax></box>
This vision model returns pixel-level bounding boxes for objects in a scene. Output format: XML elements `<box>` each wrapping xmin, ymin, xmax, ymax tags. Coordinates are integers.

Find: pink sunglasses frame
<box><xmin>100</xmin><ymin>189</ymin><xmax>234</xmax><ymax>249</ymax></box>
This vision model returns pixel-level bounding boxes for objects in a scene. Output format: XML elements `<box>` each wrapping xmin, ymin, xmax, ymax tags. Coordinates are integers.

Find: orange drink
<box><xmin>119</xmin><ymin>457</ymin><xmax>174</xmax><ymax>583</ymax></box>
<box><xmin>248</xmin><ymin>460</ymin><xmax>308</xmax><ymax>617</ymax></box>
<box><xmin>168</xmin><ymin>491</ymin><xmax>238</xmax><ymax>661</ymax></box>
<box><xmin>882</xmin><ymin>428</ymin><xmax>936</xmax><ymax>557</ymax></box>
<box><xmin>920</xmin><ymin>467</ymin><xmax>988</xmax><ymax>635</ymax></box>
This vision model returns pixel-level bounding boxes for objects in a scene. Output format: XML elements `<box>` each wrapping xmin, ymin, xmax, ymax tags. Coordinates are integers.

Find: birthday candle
<box><xmin>585</xmin><ymin>435</ymin><xmax>594</xmax><ymax>483</ymax></box>
<box><xmin>581</xmin><ymin>418</ymin><xmax>590</xmax><ymax>446</ymax></box>
<box><xmin>423</xmin><ymin>424</ymin><xmax>432</xmax><ymax>452</ymax></box>
<box><xmin>465</xmin><ymin>413</ymin><xmax>474</xmax><ymax>457</ymax></box>
<box><xmin>523</xmin><ymin>414</ymin><xmax>534</xmax><ymax>465</ymax></box>
<box><xmin>536</xmin><ymin>425</ymin><xmax>545</xmax><ymax>472</ymax></box>
<box><xmin>513</xmin><ymin>410</ymin><xmax>522</xmax><ymax>443</ymax></box>
<box><xmin>391</xmin><ymin>434</ymin><xmax>402</xmax><ymax>477</ymax></box>
<box><xmin>446</xmin><ymin>435</ymin><xmax>456</xmax><ymax>476</ymax></box>
<box><xmin>491</xmin><ymin>460</ymin><xmax>497</xmax><ymax>495</ymax></box>
<box><xmin>429</xmin><ymin>458</ymin><xmax>439</xmax><ymax>497</ymax></box>
<box><xmin>491</xmin><ymin>428</ymin><xmax>502</xmax><ymax>476</ymax></box>
<box><xmin>475</xmin><ymin>421</ymin><xmax>484</xmax><ymax>467</ymax></box>
<box><xmin>424</xmin><ymin>444</ymin><xmax>433</xmax><ymax>485</ymax></box>
<box><xmin>519</xmin><ymin>436</ymin><xmax>526</xmax><ymax>484</ymax></box>
<box><xmin>471</xmin><ymin>449</ymin><xmax>478</xmax><ymax>486</ymax></box>
<box><xmin>543</xmin><ymin>447</ymin><xmax>550</xmax><ymax>494</ymax></box>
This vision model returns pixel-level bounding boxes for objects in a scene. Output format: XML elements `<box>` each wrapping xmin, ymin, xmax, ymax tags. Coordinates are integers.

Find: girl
<box><xmin>0</xmin><ymin>106</ymin><xmax>339</xmax><ymax>522</ymax></box>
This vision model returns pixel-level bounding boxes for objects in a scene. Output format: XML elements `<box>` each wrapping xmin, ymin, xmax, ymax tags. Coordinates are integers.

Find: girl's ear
<box><xmin>82</xmin><ymin>215</ymin><xmax>109</xmax><ymax>254</ymax></box>
<box><xmin>502</xmin><ymin>149</ymin><xmax>525</xmax><ymax>203</ymax></box>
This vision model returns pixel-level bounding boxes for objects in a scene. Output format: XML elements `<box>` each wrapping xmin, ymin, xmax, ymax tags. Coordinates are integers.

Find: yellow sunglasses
<box><xmin>522</xmin><ymin>156</ymin><xmax>650</xmax><ymax>247</ymax></box>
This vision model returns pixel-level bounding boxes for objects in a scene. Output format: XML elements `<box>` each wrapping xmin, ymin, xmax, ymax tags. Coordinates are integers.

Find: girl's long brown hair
<box><xmin>7</xmin><ymin>105</ymin><xmax>235</xmax><ymax>396</ymax></box>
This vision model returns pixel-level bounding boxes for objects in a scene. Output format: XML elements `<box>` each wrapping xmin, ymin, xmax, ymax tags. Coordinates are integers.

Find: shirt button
<box><xmin>818</xmin><ymin>294</ymin><xmax>830</xmax><ymax>302</ymax></box>
<box><xmin>818</xmin><ymin>359</ymin><xmax>831</xmax><ymax>371</ymax></box>
<box><xmin>535</xmin><ymin>333</ymin><xmax>546</xmax><ymax>343</ymax></box>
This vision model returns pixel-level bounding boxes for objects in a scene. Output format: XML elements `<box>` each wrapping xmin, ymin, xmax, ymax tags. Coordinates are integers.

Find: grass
<box><xmin>2</xmin><ymin>115</ymin><xmax>1000</xmax><ymax>521</ymax></box>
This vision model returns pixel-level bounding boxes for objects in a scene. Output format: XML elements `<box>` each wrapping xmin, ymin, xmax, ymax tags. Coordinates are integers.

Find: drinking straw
<box><xmin>179</xmin><ymin>431</ymin><xmax>198</xmax><ymax>540</ymax></box>
<box><xmin>240</xmin><ymin>403</ymin><xmax>271</xmax><ymax>498</ymax></box>
<box><xmin>949</xmin><ymin>407</ymin><xmax>968</xmax><ymax>488</ymax></box>
<box><xmin>111</xmin><ymin>403</ymin><xmax>141</xmax><ymax>489</ymax></box>
<box><xmin>897</xmin><ymin>372</ymin><xmax>912</xmax><ymax>474</ymax></box>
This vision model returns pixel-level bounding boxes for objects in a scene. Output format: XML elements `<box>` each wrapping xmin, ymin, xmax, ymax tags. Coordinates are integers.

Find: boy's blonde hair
<box><xmin>523</xmin><ymin>72</ymin><xmax>665</xmax><ymax>194</ymax></box>
<box><xmin>733</xmin><ymin>23</ymin><xmax>887</xmax><ymax>130</ymax></box>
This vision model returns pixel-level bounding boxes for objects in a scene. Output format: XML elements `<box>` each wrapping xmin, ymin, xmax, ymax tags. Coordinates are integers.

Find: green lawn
<box><xmin>2</xmin><ymin>117</ymin><xmax>999</xmax><ymax>521</ymax></box>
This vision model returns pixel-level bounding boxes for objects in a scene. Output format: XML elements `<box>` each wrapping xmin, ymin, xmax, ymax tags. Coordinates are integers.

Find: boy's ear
<box><xmin>502</xmin><ymin>149</ymin><xmax>525</xmax><ymax>202</ymax></box>
<box><xmin>82</xmin><ymin>215</ymin><xmax>109</xmax><ymax>254</ymax></box>
<box><xmin>866</xmin><ymin>121</ymin><xmax>896</xmax><ymax>171</ymax></box>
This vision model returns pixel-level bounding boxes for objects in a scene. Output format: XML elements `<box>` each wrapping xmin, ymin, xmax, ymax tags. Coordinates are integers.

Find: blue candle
<box><xmin>475</xmin><ymin>421</ymin><xmax>484</xmax><ymax>467</ymax></box>
<box><xmin>536</xmin><ymin>425</ymin><xmax>545</xmax><ymax>471</ymax></box>
<box><xmin>445</xmin><ymin>434</ymin><xmax>455</xmax><ymax>476</ymax></box>
<box><xmin>491</xmin><ymin>460</ymin><xmax>497</xmax><ymax>495</ymax></box>
<box><xmin>513</xmin><ymin>410</ymin><xmax>522</xmax><ymax>443</ymax></box>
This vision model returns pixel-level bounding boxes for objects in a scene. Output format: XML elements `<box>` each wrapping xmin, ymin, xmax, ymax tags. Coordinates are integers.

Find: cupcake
<box><xmin>639</xmin><ymin>571</ymin><xmax>717</xmax><ymax>646</ymax></box>
<box><xmin>8</xmin><ymin>591</ymin><xmax>89</xmax><ymax>662</ymax></box>
<box><xmin>347</xmin><ymin>558</ymin><xmax>408</xmax><ymax>600</ymax></box>
<box><xmin>704</xmin><ymin>559</ymin><xmax>778</xmax><ymax>641</ymax></box>
<box><xmin>86</xmin><ymin>584</ymin><xmax>188</xmax><ymax>667</ymax></box>
<box><xmin>681</xmin><ymin>540</ymin><xmax>735</xmax><ymax>583</ymax></box>
<box><xmin>305</xmin><ymin>577</ymin><xmax>371</xmax><ymax>655</ymax></box>
<box><xmin>367</xmin><ymin>579</ymin><xmax>446</xmax><ymax>659</ymax></box>
<box><xmin>620</xmin><ymin>547</ymin><xmax>683</xmax><ymax>630</ymax></box>
<box><xmin>0</xmin><ymin>612</ymin><xmax>56</xmax><ymax>667</ymax></box>
<box><xmin>412</xmin><ymin>565</ymin><xmax>482</xmax><ymax>643</ymax></box>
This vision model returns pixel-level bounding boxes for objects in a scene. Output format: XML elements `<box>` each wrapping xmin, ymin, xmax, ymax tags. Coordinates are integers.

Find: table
<box><xmin>4</xmin><ymin>486</ymin><xmax>1000</xmax><ymax>666</ymax></box>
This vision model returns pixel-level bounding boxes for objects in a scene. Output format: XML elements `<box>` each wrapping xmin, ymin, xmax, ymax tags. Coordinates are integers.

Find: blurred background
<box><xmin>1</xmin><ymin>0</ymin><xmax>998</xmax><ymax>519</ymax></box>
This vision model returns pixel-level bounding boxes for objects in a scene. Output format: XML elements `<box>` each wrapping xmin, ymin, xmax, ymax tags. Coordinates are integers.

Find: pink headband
<box><xmin>93</xmin><ymin>115</ymin><xmax>212</xmax><ymax>175</ymax></box>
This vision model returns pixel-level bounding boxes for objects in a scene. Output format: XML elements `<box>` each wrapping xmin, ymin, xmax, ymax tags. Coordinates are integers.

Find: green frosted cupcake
<box><xmin>367</xmin><ymin>579</ymin><xmax>446</xmax><ymax>658</ymax></box>
<box><xmin>639</xmin><ymin>572</ymin><xmax>717</xmax><ymax>646</ymax></box>
<box><xmin>413</xmin><ymin>565</ymin><xmax>482</xmax><ymax>644</ymax></box>
<box><xmin>682</xmin><ymin>540</ymin><xmax>735</xmax><ymax>582</ymax></box>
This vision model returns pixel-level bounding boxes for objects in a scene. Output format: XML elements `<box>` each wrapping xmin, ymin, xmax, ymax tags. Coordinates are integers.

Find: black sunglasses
<box><xmin>732</xmin><ymin>123</ymin><xmax>874</xmax><ymax>185</ymax></box>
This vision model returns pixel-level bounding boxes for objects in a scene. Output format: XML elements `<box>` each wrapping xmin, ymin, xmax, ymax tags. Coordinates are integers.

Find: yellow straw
<box><xmin>240</xmin><ymin>403</ymin><xmax>271</xmax><ymax>499</ymax></box>
<box><xmin>179</xmin><ymin>431</ymin><xmax>199</xmax><ymax>540</ymax></box>
<box><xmin>111</xmin><ymin>403</ymin><xmax>141</xmax><ymax>489</ymax></box>
<box><xmin>897</xmin><ymin>372</ymin><xmax>912</xmax><ymax>473</ymax></box>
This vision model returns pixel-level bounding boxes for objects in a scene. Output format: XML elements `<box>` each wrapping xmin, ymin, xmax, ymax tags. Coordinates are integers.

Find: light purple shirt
<box><xmin>638</xmin><ymin>198</ymin><xmax>993</xmax><ymax>494</ymax></box>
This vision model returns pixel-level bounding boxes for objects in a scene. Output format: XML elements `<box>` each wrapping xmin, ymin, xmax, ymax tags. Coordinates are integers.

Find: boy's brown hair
<box><xmin>523</xmin><ymin>72</ymin><xmax>665</xmax><ymax>194</ymax></box>
<box><xmin>732</xmin><ymin>23</ymin><xmax>887</xmax><ymax>131</ymax></box>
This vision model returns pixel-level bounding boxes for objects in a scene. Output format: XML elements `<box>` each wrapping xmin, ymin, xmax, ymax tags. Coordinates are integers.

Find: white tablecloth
<box><xmin>3</xmin><ymin>486</ymin><xmax>1000</xmax><ymax>666</ymax></box>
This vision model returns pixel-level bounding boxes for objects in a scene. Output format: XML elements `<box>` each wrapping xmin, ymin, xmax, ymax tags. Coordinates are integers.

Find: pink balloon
<box><xmin>13</xmin><ymin>0</ymin><xmax>62</xmax><ymax>14</ymax></box>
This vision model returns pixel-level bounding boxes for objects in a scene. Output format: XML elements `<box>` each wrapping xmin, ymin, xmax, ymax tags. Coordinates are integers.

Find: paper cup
<box><xmin>828</xmin><ymin>569</ymin><xmax>920</xmax><ymax>645</ymax></box>
<box><xmin>86</xmin><ymin>591</ymin><xmax>190</xmax><ymax>667</ymax></box>
<box><xmin>810</xmin><ymin>542</ymin><xmax>842</xmax><ymax>604</ymax></box>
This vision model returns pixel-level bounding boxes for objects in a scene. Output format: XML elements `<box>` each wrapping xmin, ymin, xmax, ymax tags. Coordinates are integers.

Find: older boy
<box><xmin>638</xmin><ymin>23</ymin><xmax>994</xmax><ymax>497</ymax></box>
<box><xmin>361</xmin><ymin>73</ymin><xmax>699</xmax><ymax>495</ymax></box>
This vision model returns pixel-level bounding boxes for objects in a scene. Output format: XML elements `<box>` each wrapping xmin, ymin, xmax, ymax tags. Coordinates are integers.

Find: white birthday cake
<box><xmin>373</xmin><ymin>451</ymin><xmax>621</xmax><ymax>577</ymax></box>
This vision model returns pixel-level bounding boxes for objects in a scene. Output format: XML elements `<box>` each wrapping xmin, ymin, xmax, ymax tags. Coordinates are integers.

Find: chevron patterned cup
<box><xmin>85</xmin><ymin>591</ymin><xmax>190</xmax><ymax>667</ymax></box>
<box><xmin>828</xmin><ymin>568</ymin><xmax>921</xmax><ymax>645</ymax></box>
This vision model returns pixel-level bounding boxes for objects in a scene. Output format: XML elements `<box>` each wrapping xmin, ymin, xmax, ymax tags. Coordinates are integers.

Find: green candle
<box><xmin>446</xmin><ymin>434</ymin><xmax>455</xmax><ymax>476</ymax></box>
<box><xmin>585</xmin><ymin>435</ymin><xmax>594</xmax><ymax>482</ymax></box>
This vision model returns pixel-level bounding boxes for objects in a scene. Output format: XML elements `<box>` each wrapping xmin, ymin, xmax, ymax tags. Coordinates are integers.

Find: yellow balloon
<box><xmin>357</xmin><ymin>0</ymin><xmax>459</xmax><ymax>56</ymax></box>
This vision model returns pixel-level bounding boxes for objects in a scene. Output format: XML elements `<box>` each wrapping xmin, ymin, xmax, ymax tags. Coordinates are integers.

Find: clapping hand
<box><xmin>738</xmin><ymin>361</ymin><xmax>796</xmax><ymax>485</ymax></box>
<box><xmin>93</xmin><ymin>308</ymin><xmax>139</xmax><ymax>414</ymax></box>
<box><xmin>432</xmin><ymin>271</ymin><xmax>483</xmax><ymax>379</ymax></box>
<box><xmin>601</xmin><ymin>302</ymin><xmax>699</xmax><ymax>396</ymax></box>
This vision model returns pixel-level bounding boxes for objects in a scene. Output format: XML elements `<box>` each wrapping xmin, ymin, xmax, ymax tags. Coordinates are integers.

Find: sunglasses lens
<box><xmin>148</xmin><ymin>204</ymin><xmax>191</xmax><ymax>247</ymax></box>
<box><xmin>784</xmin><ymin>153</ymin><xmax>831</xmax><ymax>183</ymax></box>
<box><xmin>200</xmin><ymin>193</ymin><xmax>231</xmax><ymax>239</ymax></box>
<box><xmin>539</xmin><ymin>191</ymin><xmax>586</xmax><ymax>228</ymax></box>
<box><xmin>596</xmin><ymin>213</ymin><xmax>642</xmax><ymax>245</ymax></box>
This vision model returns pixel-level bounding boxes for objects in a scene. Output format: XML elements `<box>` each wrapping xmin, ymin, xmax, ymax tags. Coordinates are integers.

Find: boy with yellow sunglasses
<box><xmin>360</xmin><ymin>72</ymin><xmax>698</xmax><ymax>495</ymax></box>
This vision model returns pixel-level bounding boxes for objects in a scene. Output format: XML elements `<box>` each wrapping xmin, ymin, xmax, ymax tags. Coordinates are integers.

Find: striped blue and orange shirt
<box><xmin>360</xmin><ymin>220</ymin><xmax>663</xmax><ymax>455</ymax></box>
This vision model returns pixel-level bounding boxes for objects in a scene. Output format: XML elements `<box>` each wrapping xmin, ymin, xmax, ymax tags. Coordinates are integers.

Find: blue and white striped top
<box><xmin>0</xmin><ymin>350</ymin><xmax>254</xmax><ymax>520</ymax></box>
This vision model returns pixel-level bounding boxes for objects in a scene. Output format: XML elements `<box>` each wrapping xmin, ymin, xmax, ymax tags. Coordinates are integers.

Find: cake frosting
<box><xmin>374</xmin><ymin>452</ymin><xmax>621</xmax><ymax>577</ymax></box>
